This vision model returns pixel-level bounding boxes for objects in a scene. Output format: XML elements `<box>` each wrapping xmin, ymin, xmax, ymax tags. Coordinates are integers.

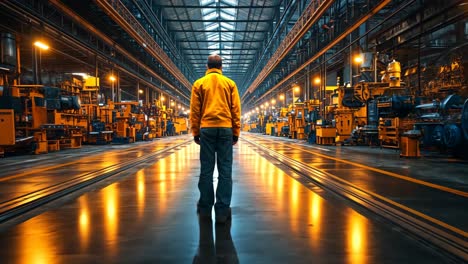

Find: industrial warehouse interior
<box><xmin>0</xmin><ymin>0</ymin><xmax>467</xmax><ymax>263</ymax></box>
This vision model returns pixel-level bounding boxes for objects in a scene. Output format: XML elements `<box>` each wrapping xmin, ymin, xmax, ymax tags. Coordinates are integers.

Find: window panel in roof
<box><xmin>221</xmin><ymin>7</ymin><xmax>235</xmax><ymax>14</ymax></box>
<box><xmin>207</xmin><ymin>34</ymin><xmax>218</xmax><ymax>39</ymax></box>
<box><xmin>222</xmin><ymin>0</ymin><xmax>238</xmax><ymax>6</ymax></box>
<box><xmin>221</xmin><ymin>32</ymin><xmax>234</xmax><ymax>40</ymax></box>
<box><xmin>201</xmin><ymin>8</ymin><xmax>215</xmax><ymax>15</ymax></box>
<box><xmin>208</xmin><ymin>43</ymin><xmax>219</xmax><ymax>50</ymax></box>
<box><xmin>221</xmin><ymin>22</ymin><xmax>234</xmax><ymax>30</ymax></box>
<box><xmin>220</xmin><ymin>12</ymin><xmax>235</xmax><ymax>21</ymax></box>
<box><xmin>200</xmin><ymin>0</ymin><xmax>215</xmax><ymax>6</ymax></box>
<box><xmin>203</xmin><ymin>12</ymin><xmax>218</xmax><ymax>20</ymax></box>
<box><xmin>205</xmin><ymin>23</ymin><xmax>219</xmax><ymax>31</ymax></box>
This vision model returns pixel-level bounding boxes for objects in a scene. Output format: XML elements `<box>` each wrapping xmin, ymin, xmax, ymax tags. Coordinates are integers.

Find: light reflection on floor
<box><xmin>1</xmin><ymin>140</ymin><xmax>442</xmax><ymax>263</ymax></box>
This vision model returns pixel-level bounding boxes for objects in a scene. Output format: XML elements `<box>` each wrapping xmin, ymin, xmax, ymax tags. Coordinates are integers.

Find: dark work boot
<box><xmin>215</xmin><ymin>208</ymin><xmax>231</xmax><ymax>224</ymax></box>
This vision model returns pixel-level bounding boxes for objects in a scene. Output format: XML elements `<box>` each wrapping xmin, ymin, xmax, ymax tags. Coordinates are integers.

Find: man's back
<box><xmin>190</xmin><ymin>68</ymin><xmax>241</xmax><ymax>136</ymax></box>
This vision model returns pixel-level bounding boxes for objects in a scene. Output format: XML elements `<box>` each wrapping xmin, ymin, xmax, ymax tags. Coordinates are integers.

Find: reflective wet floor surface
<box><xmin>0</xmin><ymin>135</ymin><xmax>464</xmax><ymax>263</ymax></box>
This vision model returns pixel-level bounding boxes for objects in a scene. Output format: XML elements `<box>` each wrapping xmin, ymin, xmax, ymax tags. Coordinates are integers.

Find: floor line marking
<box><xmin>246</xmin><ymin>134</ymin><xmax>468</xmax><ymax>198</ymax></box>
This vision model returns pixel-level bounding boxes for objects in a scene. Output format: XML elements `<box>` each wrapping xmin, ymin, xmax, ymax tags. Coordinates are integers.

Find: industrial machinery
<box><xmin>288</xmin><ymin>101</ymin><xmax>306</xmax><ymax>139</ymax></box>
<box><xmin>0</xmin><ymin>31</ymin><xmax>191</xmax><ymax>158</ymax></box>
<box><xmin>43</xmin><ymin>80</ymin><xmax>85</xmax><ymax>150</ymax></box>
<box><xmin>257</xmin><ymin>112</ymin><xmax>265</xmax><ymax>134</ymax></box>
<box><xmin>0</xmin><ymin>33</ymin><xmax>48</xmax><ymax>156</ymax></box>
<box><xmin>274</xmin><ymin>107</ymin><xmax>288</xmax><ymax>137</ymax></box>
<box><xmin>265</xmin><ymin>114</ymin><xmax>274</xmax><ymax>136</ymax></box>
<box><xmin>377</xmin><ymin>93</ymin><xmax>414</xmax><ymax>148</ymax></box>
<box><xmin>305</xmin><ymin>100</ymin><xmax>320</xmax><ymax>144</ymax></box>
<box><xmin>321</xmin><ymin>60</ymin><xmax>416</xmax><ymax>147</ymax></box>
<box><xmin>413</xmin><ymin>57</ymin><xmax>467</xmax><ymax>155</ymax></box>
<box><xmin>415</xmin><ymin>94</ymin><xmax>466</xmax><ymax>152</ymax></box>
<box><xmin>81</xmin><ymin>77</ymin><xmax>114</xmax><ymax>144</ymax></box>
<box><xmin>138</xmin><ymin>104</ymin><xmax>161</xmax><ymax>140</ymax></box>
<box><xmin>173</xmin><ymin>111</ymin><xmax>189</xmax><ymax>135</ymax></box>
<box><xmin>112</xmin><ymin>101</ymin><xmax>138</xmax><ymax>143</ymax></box>
<box><xmin>324</xmin><ymin>82</ymin><xmax>387</xmax><ymax>145</ymax></box>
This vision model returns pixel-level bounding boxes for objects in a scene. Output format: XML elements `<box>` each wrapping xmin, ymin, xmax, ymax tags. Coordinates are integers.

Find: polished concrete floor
<box><xmin>0</xmin><ymin>136</ymin><xmax>459</xmax><ymax>263</ymax></box>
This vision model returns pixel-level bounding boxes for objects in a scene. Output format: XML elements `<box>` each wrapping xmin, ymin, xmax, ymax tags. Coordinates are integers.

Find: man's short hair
<box><xmin>207</xmin><ymin>55</ymin><xmax>222</xmax><ymax>69</ymax></box>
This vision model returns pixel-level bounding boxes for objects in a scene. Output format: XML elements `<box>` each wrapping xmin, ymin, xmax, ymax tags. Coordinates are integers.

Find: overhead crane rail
<box><xmin>244</xmin><ymin>0</ymin><xmax>333</xmax><ymax>98</ymax></box>
<box><xmin>95</xmin><ymin>0</ymin><xmax>192</xmax><ymax>93</ymax></box>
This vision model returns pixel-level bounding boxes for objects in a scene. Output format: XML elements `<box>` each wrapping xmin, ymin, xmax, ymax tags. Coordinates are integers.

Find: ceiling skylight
<box><xmin>199</xmin><ymin>0</ymin><xmax>238</xmax><ymax>57</ymax></box>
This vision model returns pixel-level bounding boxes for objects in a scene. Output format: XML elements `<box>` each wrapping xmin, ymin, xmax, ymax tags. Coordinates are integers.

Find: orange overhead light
<box><xmin>354</xmin><ymin>55</ymin><xmax>363</xmax><ymax>64</ymax></box>
<box><xmin>34</xmin><ymin>41</ymin><xmax>49</xmax><ymax>50</ymax></box>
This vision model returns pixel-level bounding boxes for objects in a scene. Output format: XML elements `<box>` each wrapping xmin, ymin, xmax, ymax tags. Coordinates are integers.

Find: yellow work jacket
<box><xmin>190</xmin><ymin>68</ymin><xmax>241</xmax><ymax>137</ymax></box>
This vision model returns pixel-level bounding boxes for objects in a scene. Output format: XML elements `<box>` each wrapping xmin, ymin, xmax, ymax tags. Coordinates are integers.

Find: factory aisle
<box><xmin>0</xmin><ymin>138</ymin><xmax>452</xmax><ymax>263</ymax></box>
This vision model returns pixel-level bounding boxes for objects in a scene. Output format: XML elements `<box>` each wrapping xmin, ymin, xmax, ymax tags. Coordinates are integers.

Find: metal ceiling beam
<box><xmin>170</xmin><ymin>29</ymin><xmax>268</xmax><ymax>33</ymax></box>
<box><xmin>178</xmin><ymin>40</ymin><xmax>262</xmax><ymax>43</ymax></box>
<box><xmin>188</xmin><ymin>52</ymin><xmax>256</xmax><ymax>57</ymax></box>
<box><xmin>183</xmin><ymin>48</ymin><xmax>258</xmax><ymax>51</ymax></box>
<box><xmin>187</xmin><ymin>59</ymin><xmax>254</xmax><ymax>62</ymax></box>
<box><xmin>167</xmin><ymin>19</ymin><xmax>271</xmax><ymax>23</ymax></box>
<box><xmin>154</xmin><ymin>5</ymin><xmax>278</xmax><ymax>9</ymax></box>
<box><xmin>94</xmin><ymin>0</ymin><xmax>192</xmax><ymax>93</ymax></box>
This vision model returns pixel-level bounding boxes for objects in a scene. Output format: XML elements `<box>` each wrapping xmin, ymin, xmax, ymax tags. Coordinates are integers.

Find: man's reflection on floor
<box><xmin>193</xmin><ymin>215</ymin><xmax>239</xmax><ymax>264</ymax></box>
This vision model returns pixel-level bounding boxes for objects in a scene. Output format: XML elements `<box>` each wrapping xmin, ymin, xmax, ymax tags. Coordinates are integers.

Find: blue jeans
<box><xmin>198</xmin><ymin>128</ymin><xmax>233</xmax><ymax>216</ymax></box>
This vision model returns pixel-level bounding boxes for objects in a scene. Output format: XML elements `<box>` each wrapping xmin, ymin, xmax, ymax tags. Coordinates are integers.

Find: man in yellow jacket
<box><xmin>190</xmin><ymin>54</ymin><xmax>241</xmax><ymax>224</ymax></box>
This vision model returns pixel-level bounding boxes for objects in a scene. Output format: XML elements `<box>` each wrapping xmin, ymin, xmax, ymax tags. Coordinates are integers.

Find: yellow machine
<box><xmin>133</xmin><ymin>107</ymin><xmax>148</xmax><ymax>141</ymax></box>
<box><xmin>0</xmin><ymin>109</ymin><xmax>15</xmax><ymax>146</ymax></box>
<box><xmin>173</xmin><ymin>116</ymin><xmax>188</xmax><ymax>135</ymax></box>
<box><xmin>249</xmin><ymin>122</ymin><xmax>257</xmax><ymax>132</ymax></box>
<box><xmin>323</xmin><ymin>60</ymin><xmax>409</xmax><ymax>146</ymax></box>
<box><xmin>43</xmin><ymin>80</ymin><xmax>86</xmax><ymax>149</ymax></box>
<box><xmin>257</xmin><ymin>112</ymin><xmax>265</xmax><ymax>133</ymax></box>
<box><xmin>6</xmin><ymin>78</ymin><xmax>98</xmax><ymax>152</ymax></box>
<box><xmin>0</xmin><ymin>85</ymin><xmax>49</xmax><ymax>155</ymax></box>
<box><xmin>242</xmin><ymin>122</ymin><xmax>250</xmax><ymax>132</ymax></box>
<box><xmin>274</xmin><ymin>120</ymin><xmax>288</xmax><ymax>136</ymax></box>
<box><xmin>291</xmin><ymin>102</ymin><xmax>306</xmax><ymax>139</ymax></box>
<box><xmin>316</xmin><ymin>124</ymin><xmax>336</xmax><ymax>145</ymax></box>
<box><xmin>153</xmin><ymin>103</ymin><xmax>166</xmax><ymax>138</ymax></box>
<box><xmin>81</xmin><ymin>77</ymin><xmax>114</xmax><ymax>144</ymax></box>
<box><xmin>270</xmin><ymin>107</ymin><xmax>287</xmax><ymax>136</ymax></box>
<box><xmin>305</xmin><ymin>99</ymin><xmax>321</xmax><ymax>143</ymax></box>
<box><xmin>155</xmin><ymin>106</ymin><xmax>169</xmax><ymax>137</ymax></box>
<box><xmin>112</xmin><ymin>101</ymin><xmax>138</xmax><ymax>143</ymax></box>
<box><xmin>378</xmin><ymin>117</ymin><xmax>413</xmax><ymax>148</ymax></box>
<box><xmin>330</xmin><ymin>82</ymin><xmax>389</xmax><ymax>144</ymax></box>
<box><xmin>146</xmin><ymin>117</ymin><xmax>158</xmax><ymax>139</ymax></box>
<box><xmin>0</xmin><ymin>109</ymin><xmax>16</xmax><ymax>157</ymax></box>
<box><xmin>265</xmin><ymin>122</ymin><xmax>274</xmax><ymax>136</ymax></box>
